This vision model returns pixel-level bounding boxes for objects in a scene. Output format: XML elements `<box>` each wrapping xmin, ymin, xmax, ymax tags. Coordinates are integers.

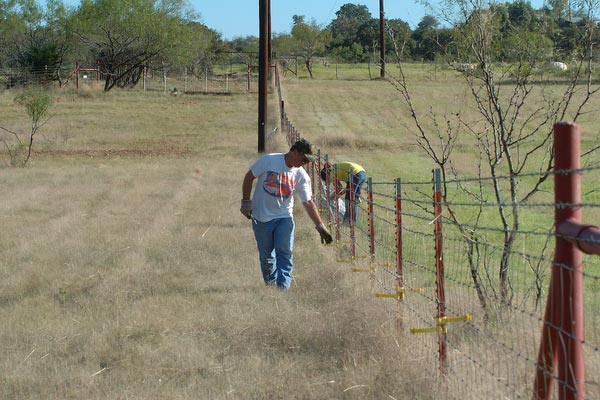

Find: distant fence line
<box><xmin>0</xmin><ymin>63</ymin><xmax>261</xmax><ymax>94</ymax></box>
<box><xmin>1</xmin><ymin>61</ymin><xmax>404</xmax><ymax>93</ymax></box>
<box><xmin>275</xmin><ymin>65</ymin><xmax>600</xmax><ymax>399</ymax></box>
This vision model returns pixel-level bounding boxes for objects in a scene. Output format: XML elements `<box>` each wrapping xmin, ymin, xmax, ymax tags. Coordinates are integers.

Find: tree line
<box><xmin>0</xmin><ymin>0</ymin><xmax>226</xmax><ymax>91</ymax></box>
<box><xmin>262</xmin><ymin>2</ymin><xmax>600</xmax><ymax>77</ymax></box>
<box><xmin>1</xmin><ymin>0</ymin><xmax>599</xmax><ymax>90</ymax></box>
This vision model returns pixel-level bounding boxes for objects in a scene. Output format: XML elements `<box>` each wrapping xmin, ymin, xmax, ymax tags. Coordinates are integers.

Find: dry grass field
<box><xmin>0</xmin><ymin>82</ymin><xmax>442</xmax><ymax>399</ymax></box>
<box><xmin>2</xmin><ymin>63</ymin><xmax>600</xmax><ymax>399</ymax></box>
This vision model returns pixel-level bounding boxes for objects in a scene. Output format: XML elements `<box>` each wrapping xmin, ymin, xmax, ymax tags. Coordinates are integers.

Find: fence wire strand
<box><xmin>275</xmin><ymin>67</ymin><xmax>599</xmax><ymax>399</ymax></box>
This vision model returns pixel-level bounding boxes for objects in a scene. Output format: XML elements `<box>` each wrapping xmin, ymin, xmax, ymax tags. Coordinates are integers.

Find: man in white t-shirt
<box><xmin>240</xmin><ymin>139</ymin><xmax>333</xmax><ymax>290</ymax></box>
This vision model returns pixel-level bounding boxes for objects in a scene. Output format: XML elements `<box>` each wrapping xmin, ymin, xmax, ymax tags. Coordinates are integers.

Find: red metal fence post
<box><xmin>367</xmin><ymin>177</ymin><xmax>376</xmax><ymax>281</ymax></box>
<box><xmin>349</xmin><ymin>171</ymin><xmax>356</xmax><ymax>258</ymax></box>
<box><xmin>333</xmin><ymin>164</ymin><xmax>341</xmax><ymax>241</ymax></box>
<box><xmin>315</xmin><ymin>149</ymin><xmax>322</xmax><ymax>213</ymax></box>
<box><xmin>395</xmin><ymin>178</ymin><xmax>404</xmax><ymax>330</ymax></box>
<box><xmin>433</xmin><ymin>168</ymin><xmax>447</xmax><ymax>376</ymax></box>
<box><xmin>309</xmin><ymin>161</ymin><xmax>314</xmax><ymax>196</ymax></box>
<box><xmin>367</xmin><ymin>177</ymin><xmax>375</xmax><ymax>265</ymax></box>
<box><xmin>534</xmin><ymin>122</ymin><xmax>585</xmax><ymax>400</ymax></box>
<box><xmin>395</xmin><ymin>178</ymin><xmax>403</xmax><ymax>293</ymax></box>
<box><xmin>553</xmin><ymin>122</ymin><xmax>585</xmax><ymax>399</ymax></box>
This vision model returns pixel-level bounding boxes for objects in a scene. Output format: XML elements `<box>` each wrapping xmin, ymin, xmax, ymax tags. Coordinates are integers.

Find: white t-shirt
<box><xmin>250</xmin><ymin>153</ymin><xmax>312</xmax><ymax>222</ymax></box>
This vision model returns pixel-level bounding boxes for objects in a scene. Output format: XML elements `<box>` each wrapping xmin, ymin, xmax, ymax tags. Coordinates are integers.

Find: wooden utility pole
<box><xmin>379</xmin><ymin>0</ymin><xmax>385</xmax><ymax>78</ymax></box>
<box><xmin>258</xmin><ymin>0</ymin><xmax>269</xmax><ymax>152</ymax></box>
<box><xmin>268</xmin><ymin>0</ymin><xmax>272</xmax><ymax>64</ymax></box>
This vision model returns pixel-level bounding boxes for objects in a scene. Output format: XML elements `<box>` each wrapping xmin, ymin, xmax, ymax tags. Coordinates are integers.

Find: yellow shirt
<box><xmin>334</xmin><ymin>162</ymin><xmax>365</xmax><ymax>181</ymax></box>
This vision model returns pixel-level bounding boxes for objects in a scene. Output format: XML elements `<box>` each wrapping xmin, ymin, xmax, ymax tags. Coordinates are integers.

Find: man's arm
<box><xmin>240</xmin><ymin>170</ymin><xmax>256</xmax><ymax>219</ymax></box>
<box><xmin>242</xmin><ymin>170</ymin><xmax>255</xmax><ymax>200</ymax></box>
<box><xmin>302</xmin><ymin>199</ymin><xmax>324</xmax><ymax>227</ymax></box>
<box><xmin>302</xmin><ymin>199</ymin><xmax>333</xmax><ymax>244</ymax></box>
<box><xmin>336</xmin><ymin>179</ymin><xmax>345</xmax><ymax>195</ymax></box>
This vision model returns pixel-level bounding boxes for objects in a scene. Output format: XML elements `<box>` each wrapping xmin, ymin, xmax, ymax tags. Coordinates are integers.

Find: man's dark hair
<box><xmin>291</xmin><ymin>138</ymin><xmax>313</xmax><ymax>155</ymax></box>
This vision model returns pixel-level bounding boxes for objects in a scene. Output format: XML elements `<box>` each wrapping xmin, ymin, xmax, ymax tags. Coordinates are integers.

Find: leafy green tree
<box><xmin>412</xmin><ymin>15</ymin><xmax>450</xmax><ymax>61</ymax></box>
<box><xmin>177</xmin><ymin>22</ymin><xmax>225</xmax><ymax>77</ymax></box>
<box><xmin>272</xmin><ymin>33</ymin><xmax>295</xmax><ymax>57</ymax></box>
<box><xmin>327</xmin><ymin>3</ymin><xmax>375</xmax><ymax>62</ymax></box>
<box><xmin>552</xmin><ymin>17</ymin><xmax>590</xmax><ymax>58</ymax></box>
<box><xmin>331</xmin><ymin>42</ymin><xmax>366</xmax><ymax>63</ymax></box>
<box><xmin>498</xmin><ymin>28</ymin><xmax>553</xmax><ymax>63</ymax></box>
<box><xmin>417</xmin><ymin>14</ymin><xmax>439</xmax><ymax>30</ymax></box>
<box><xmin>547</xmin><ymin>0</ymin><xmax>570</xmax><ymax>19</ymax></box>
<box><xmin>0</xmin><ymin>0</ymin><xmax>73</xmax><ymax>83</ymax></box>
<box><xmin>484</xmin><ymin>2</ymin><xmax>552</xmax><ymax>62</ymax></box>
<box><xmin>0</xmin><ymin>0</ymin><xmax>25</xmax><ymax>67</ymax></box>
<box><xmin>71</xmin><ymin>0</ymin><xmax>199</xmax><ymax>91</ymax></box>
<box><xmin>226</xmin><ymin>35</ymin><xmax>258</xmax><ymax>64</ymax></box>
<box><xmin>290</xmin><ymin>15</ymin><xmax>329</xmax><ymax>78</ymax></box>
<box><xmin>507</xmin><ymin>0</ymin><xmax>534</xmax><ymax>27</ymax></box>
<box><xmin>9</xmin><ymin>0</ymin><xmax>48</xmax><ymax>70</ymax></box>
<box><xmin>228</xmin><ymin>35</ymin><xmax>259</xmax><ymax>53</ymax></box>
<box><xmin>385</xmin><ymin>18</ymin><xmax>414</xmax><ymax>61</ymax></box>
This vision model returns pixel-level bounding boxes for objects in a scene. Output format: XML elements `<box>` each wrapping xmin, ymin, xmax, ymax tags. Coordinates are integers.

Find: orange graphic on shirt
<box><xmin>262</xmin><ymin>171</ymin><xmax>296</xmax><ymax>198</ymax></box>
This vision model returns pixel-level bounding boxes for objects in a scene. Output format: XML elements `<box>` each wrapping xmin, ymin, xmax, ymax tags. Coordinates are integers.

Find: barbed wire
<box><xmin>277</xmin><ymin>70</ymin><xmax>600</xmax><ymax>399</ymax></box>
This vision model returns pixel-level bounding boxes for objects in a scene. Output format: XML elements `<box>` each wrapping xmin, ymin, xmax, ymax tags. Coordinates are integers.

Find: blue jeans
<box><xmin>252</xmin><ymin>217</ymin><xmax>295</xmax><ymax>290</ymax></box>
<box><xmin>345</xmin><ymin>170</ymin><xmax>367</xmax><ymax>222</ymax></box>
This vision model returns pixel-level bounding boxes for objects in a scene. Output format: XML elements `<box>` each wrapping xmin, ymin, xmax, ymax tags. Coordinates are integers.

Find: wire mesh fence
<box><xmin>140</xmin><ymin>64</ymin><xmax>258</xmax><ymax>94</ymax></box>
<box><xmin>277</xmin><ymin>69</ymin><xmax>600</xmax><ymax>399</ymax></box>
<box><xmin>0</xmin><ymin>63</ymin><xmax>258</xmax><ymax>94</ymax></box>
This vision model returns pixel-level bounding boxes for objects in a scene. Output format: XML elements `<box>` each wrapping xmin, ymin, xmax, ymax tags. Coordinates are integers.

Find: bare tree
<box><xmin>389</xmin><ymin>0</ymin><xmax>600</xmax><ymax>312</ymax></box>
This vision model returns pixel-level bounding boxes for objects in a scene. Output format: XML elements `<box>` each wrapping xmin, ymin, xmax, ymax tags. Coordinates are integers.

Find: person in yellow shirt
<box><xmin>320</xmin><ymin>162</ymin><xmax>367</xmax><ymax>223</ymax></box>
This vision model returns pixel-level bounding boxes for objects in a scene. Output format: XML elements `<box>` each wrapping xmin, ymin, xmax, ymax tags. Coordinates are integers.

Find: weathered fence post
<box><xmin>75</xmin><ymin>62</ymin><xmax>80</xmax><ymax>89</ymax></box>
<box><xmin>247</xmin><ymin>63</ymin><xmax>251</xmax><ymax>93</ymax></box>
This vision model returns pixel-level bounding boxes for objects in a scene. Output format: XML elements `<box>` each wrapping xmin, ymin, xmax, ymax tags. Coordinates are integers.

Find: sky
<box><xmin>191</xmin><ymin>0</ymin><xmax>432</xmax><ymax>40</ymax></box>
<box><xmin>55</xmin><ymin>0</ymin><xmax>548</xmax><ymax>41</ymax></box>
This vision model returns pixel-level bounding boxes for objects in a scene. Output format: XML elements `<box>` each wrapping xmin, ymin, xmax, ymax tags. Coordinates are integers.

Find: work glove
<box><xmin>240</xmin><ymin>199</ymin><xmax>252</xmax><ymax>219</ymax></box>
<box><xmin>316</xmin><ymin>223</ymin><xmax>333</xmax><ymax>245</ymax></box>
